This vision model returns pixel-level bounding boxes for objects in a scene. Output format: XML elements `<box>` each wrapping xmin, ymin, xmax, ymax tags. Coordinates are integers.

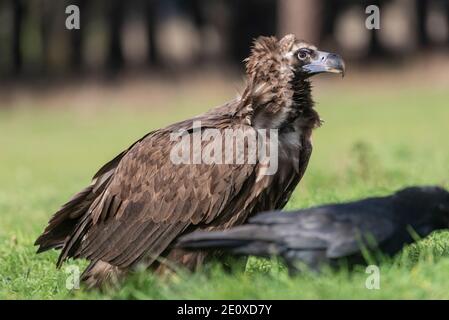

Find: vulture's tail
<box><xmin>35</xmin><ymin>140</ymin><xmax>133</xmax><ymax>257</ymax></box>
<box><xmin>35</xmin><ymin>161</ymin><xmax>117</xmax><ymax>256</ymax></box>
<box><xmin>34</xmin><ymin>184</ymin><xmax>96</xmax><ymax>253</ymax></box>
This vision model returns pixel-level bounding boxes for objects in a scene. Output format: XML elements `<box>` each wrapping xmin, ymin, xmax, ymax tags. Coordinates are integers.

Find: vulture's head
<box><xmin>245</xmin><ymin>34</ymin><xmax>345</xmax><ymax>84</ymax></box>
<box><xmin>243</xmin><ymin>34</ymin><xmax>345</xmax><ymax>129</ymax></box>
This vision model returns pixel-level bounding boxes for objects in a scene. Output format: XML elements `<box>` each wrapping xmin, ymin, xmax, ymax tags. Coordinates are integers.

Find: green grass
<box><xmin>1</xmin><ymin>85</ymin><xmax>448</xmax><ymax>299</ymax></box>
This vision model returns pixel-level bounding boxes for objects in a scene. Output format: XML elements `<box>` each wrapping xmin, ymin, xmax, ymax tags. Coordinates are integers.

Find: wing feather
<box><xmin>58</xmin><ymin>121</ymin><xmax>256</xmax><ymax>270</ymax></box>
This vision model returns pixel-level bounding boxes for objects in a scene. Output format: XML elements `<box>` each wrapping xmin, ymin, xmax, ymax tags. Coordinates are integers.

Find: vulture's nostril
<box><xmin>326</xmin><ymin>53</ymin><xmax>339</xmax><ymax>61</ymax></box>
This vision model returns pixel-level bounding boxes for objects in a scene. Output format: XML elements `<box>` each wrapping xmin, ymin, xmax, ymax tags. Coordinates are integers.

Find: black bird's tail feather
<box><xmin>177</xmin><ymin>225</ymin><xmax>279</xmax><ymax>257</ymax></box>
<box><xmin>179</xmin><ymin>237</ymin><xmax>249</xmax><ymax>250</ymax></box>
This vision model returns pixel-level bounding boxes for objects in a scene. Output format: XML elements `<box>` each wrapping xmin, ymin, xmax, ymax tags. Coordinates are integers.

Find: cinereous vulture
<box><xmin>35</xmin><ymin>34</ymin><xmax>345</xmax><ymax>287</ymax></box>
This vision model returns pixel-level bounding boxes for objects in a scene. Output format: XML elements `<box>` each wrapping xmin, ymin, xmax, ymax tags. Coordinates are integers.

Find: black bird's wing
<box><xmin>178</xmin><ymin>198</ymin><xmax>396</xmax><ymax>260</ymax></box>
<box><xmin>252</xmin><ymin>200</ymin><xmax>396</xmax><ymax>258</ymax></box>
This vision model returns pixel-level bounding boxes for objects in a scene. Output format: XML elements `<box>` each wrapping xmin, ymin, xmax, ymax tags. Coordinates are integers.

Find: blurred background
<box><xmin>0</xmin><ymin>0</ymin><xmax>448</xmax><ymax>107</ymax></box>
<box><xmin>1</xmin><ymin>1</ymin><xmax>449</xmax><ymax>299</ymax></box>
<box><xmin>1</xmin><ymin>0</ymin><xmax>449</xmax><ymax>79</ymax></box>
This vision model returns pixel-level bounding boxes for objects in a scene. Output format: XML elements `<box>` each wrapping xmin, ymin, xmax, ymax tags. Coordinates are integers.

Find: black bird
<box><xmin>177</xmin><ymin>186</ymin><xmax>449</xmax><ymax>272</ymax></box>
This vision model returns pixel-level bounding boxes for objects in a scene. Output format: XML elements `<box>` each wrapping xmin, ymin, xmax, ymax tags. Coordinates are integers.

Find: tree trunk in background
<box><xmin>12</xmin><ymin>0</ymin><xmax>25</xmax><ymax>75</ymax></box>
<box><xmin>416</xmin><ymin>0</ymin><xmax>429</xmax><ymax>48</ymax></box>
<box><xmin>40</xmin><ymin>0</ymin><xmax>51</xmax><ymax>74</ymax></box>
<box><xmin>366</xmin><ymin>0</ymin><xmax>387</xmax><ymax>58</ymax></box>
<box><xmin>145</xmin><ymin>0</ymin><xmax>159</xmax><ymax>67</ymax></box>
<box><xmin>107</xmin><ymin>0</ymin><xmax>125</xmax><ymax>74</ymax></box>
<box><xmin>228</xmin><ymin>0</ymin><xmax>277</xmax><ymax>65</ymax></box>
<box><xmin>69</xmin><ymin>0</ymin><xmax>87</xmax><ymax>72</ymax></box>
<box><xmin>278</xmin><ymin>0</ymin><xmax>321</xmax><ymax>44</ymax></box>
<box><xmin>320</xmin><ymin>0</ymin><xmax>339</xmax><ymax>44</ymax></box>
<box><xmin>445</xmin><ymin>1</ymin><xmax>449</xmax><ymax>46</ymax></box>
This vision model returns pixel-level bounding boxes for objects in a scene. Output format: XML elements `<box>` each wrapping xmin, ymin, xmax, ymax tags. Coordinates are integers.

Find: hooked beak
<box><xmin>302</xmin><ymin>51</ymin><xmax>345</xmax><ymax>77</ymax></box>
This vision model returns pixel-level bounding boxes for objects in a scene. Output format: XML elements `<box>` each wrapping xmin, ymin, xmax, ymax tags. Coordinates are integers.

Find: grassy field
<box><xmin>0</xmin><ymin>82</ymin><xmax>448</xmax><ymax>299</ymax></box>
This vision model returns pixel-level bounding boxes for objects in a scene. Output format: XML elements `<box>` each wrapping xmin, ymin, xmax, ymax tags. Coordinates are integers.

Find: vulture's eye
<box><xmin>297</xmin><ymin>49</ymin><xmax>309</xmax><ymax>61</ymax></box>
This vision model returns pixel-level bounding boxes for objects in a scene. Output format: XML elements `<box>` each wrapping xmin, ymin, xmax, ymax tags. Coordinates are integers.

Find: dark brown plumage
<box><xmin>35</xmin><ymin>34</ymin><xmax>345</xmax><ymax>287</ymax></box>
